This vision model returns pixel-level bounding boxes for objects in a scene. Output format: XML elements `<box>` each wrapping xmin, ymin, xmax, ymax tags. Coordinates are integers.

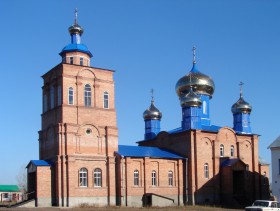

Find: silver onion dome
<box><xmin>176</xmin><ymin>63</ymin><xmax>215</xmax><ymax>98</ymax></box>
<box><xmin>180</xmin><ymin>87</ymin><xmax>202</xmax><ymax>108</ymax></box>
<box><xmin>69</xmin><ymin>9</ymin><xmax>84</xmax><ymax>35</ymax></box>
<box><xmin>231</xmin><ymin>82</ymin><xmax>252</xmax><ymax>114</ymax></box>
<box><xmin>231</xmin><ymin>97</ymin><xmax>252</xmax><ymax>114</ymax></box>
<box><xmin>143</xmin><ymin>99</ymin><xmax>162</xmax><ymax>120</ymax></box>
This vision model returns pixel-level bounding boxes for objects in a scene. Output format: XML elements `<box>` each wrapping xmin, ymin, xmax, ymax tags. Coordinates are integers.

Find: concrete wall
<box><xmin>68</xmin><ymin>196</ymin><xmax>108</xmax><ymax>207</ymax></box>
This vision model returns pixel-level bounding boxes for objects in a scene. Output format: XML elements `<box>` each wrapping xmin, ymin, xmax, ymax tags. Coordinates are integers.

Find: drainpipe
<box><xmin>185</xmin><ymin>158</ymin><xmax>188</xmax><ymax>205</ymax></box>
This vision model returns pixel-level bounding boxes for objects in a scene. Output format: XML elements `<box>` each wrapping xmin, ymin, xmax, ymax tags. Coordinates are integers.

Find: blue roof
<box><xmin>201</xmin><ymin>124</ymin><xmax>221</xmax><ymax>132</ymax></box>
<box><xmin>60</xmin><ymin>43</ymin><xmax>93</xmax><ymax>57</ymax></box>
<box><xmin>220</xmin><ymin>158</ymin><xmax>244</xmax><ymax>167</ymax></box>
<box><xmin>29</xmin><ymin>160</ymin><xmax>54</xmax><ymax>167</ymax></box>
<box><xmin>117</xmin><ymin>145</ymin><xmax>184</xmax><ymax>159</ymax></box>
<box><xmin>168</xmin><ymin>125</ymin><xmax>222</xmax><ymax>134</ymax></box>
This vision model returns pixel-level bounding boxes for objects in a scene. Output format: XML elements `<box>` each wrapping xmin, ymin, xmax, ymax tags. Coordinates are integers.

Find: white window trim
<box><xmin>84</xmin><ymin>84</ymin><xmax>92</xmax><ymax>107</ymax></box>
<box><xmin>204</xmin><ymin>163</ymin><xmax>209</xmax><ymax>179</ymax></box>
<box><xmin>134</xmin><ymin>170</ymin><xmax>139</xmax><ymax>186</ymax></box>
<box><xmin>68</xmin><ymin>87</ymin><xmax>74</xmax><ymax>105</ymax></box>
<box><xmin>79</xmin><ymin>168</ymin><xmax>88</xmax><ymax>187</ymax></box>
<box><xmin>168</xmin><ymin>171</ymin><xmax>173</xmax><ymax>187</ymax></box>
<box><xmin>94</xmin><ymin>168</ymin><xmax>102</xmax><ymax>187</ymax></box>
<box><xmin>220</xmin><ymin>144</ymin><xmax>224</xmax><ymax>157</ymax></box>
<box><xmin>103</xmin><ymin>91</ymin><xmax>109</xmax><ymax>109</ymax></box>
<box><xmin>152</xmin><ymin>170</ymin><xmax>157</xmax><ymax>187</ymax></box>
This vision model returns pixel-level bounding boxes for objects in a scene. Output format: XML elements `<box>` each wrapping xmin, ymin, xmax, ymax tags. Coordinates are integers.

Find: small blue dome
<box><xmin>59</xmin><ymin>44</ymin><xmax>93</xmax><ymax>57</ymax></box>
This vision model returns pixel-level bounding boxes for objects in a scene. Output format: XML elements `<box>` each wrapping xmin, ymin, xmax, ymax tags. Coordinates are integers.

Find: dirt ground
<box><xmin>0</xmin><ymin>206</ymin><xmax>243</xmax><ymax>211</ymax></box>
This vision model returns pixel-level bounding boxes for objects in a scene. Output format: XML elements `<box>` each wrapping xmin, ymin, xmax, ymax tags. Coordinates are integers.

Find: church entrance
<box><xmin>233</xmin><ymin>170</ymin><xmax>245</xmax><ymax>196</ymax></box>
<box><xmin>220</xmin><ymin>158</ymin><xmax>247</xmax><ymax>207</ymax></box>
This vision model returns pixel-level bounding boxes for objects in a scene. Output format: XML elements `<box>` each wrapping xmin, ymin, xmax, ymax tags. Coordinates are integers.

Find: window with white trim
<box><xmin>84</xmin><ymin>84</ymin><xmax>91</xmax><ymax>107</ymax></box>
<box><xmin>68</xmin><ymin>87</ymin><xmax>74</xmax><ymax>105</ymax></box>
<box><xmin>220</xmin><ymin>144</ymin><xmax>224</xmax><ymax>157</ymax></box>
<box><xmin>134</xmin><ymin>170</ymin><xmax>139</xmax><ymax>186</ymax></box>
<box><xmin>80</xmin><ymin>57</ymin><xmax>83</xmax><ymax>66</ymax></box>
<box><xmin>94</xmin><ymin>168</ymin><xmax>102</xmax><ymax>187</ymax></box>
<box><xmin>204</xmin><ymin>163</ymin><xmax>209</xmax><ymax>179</ymax></box>
<box><xmin>104</xmin><ymin>91</ymin><xmax>109</xmax><ymax>109</ymax></box>
<box><xmin>79</xmin><ymin>168</ymin><xmax>88</xmax><ymax>187</ymax></box>
<box><xmin>168</xmin><ymin>171</ymin><xmax>173</xmax><ymax>186</ymax></box>
<box><xmin>152</xmin><ymin>170</ymin><xmax>157</xmax><ymax>187</ymax></box>
<box><xmin>230</xmin><ymin>145</ymin><xmax>234</xmax><ymax>157</ymax></box>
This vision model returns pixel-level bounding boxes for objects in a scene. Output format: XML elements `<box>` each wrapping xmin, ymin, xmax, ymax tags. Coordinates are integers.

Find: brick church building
<box><xmin>27</xmin><ymin>11</ymin><xmax>270</xmax><ymax>207</ymax></box>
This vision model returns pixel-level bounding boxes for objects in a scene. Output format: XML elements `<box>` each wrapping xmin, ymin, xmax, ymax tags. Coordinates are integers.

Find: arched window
<box><xmin>230</xmin><ymin>145</ymin><xmax>234</xmax><ymax>157</ymax></box>
<box><xmin>168</xmin><ymin>171</ymin><xmax>173</xmax><ymax>186</ymax></box>
<box><xmin>68</xmin><ymin>87</ymin><xmax>74</xmax><ymax>105</ymax></box>
<box><xmin>50</xmin><ymin>86</ymin><xmax>54</xmax><ymax>109</ymax></box>
<box><xmin>104</xmin><ymin>91</ymin><xmax>109</xmax><ymax>109</ymax></box>
<box><xmin>84</xmin><ymin>84</ymin><xmax>91</xmax><ymax>107</ymax></box>
<box><xmin>79</xmin><ymin>168</ymin><xmax>88</xmax><ymax>187</ymax></box>
<box><xmin>203</xmin><ymin>101</ymin><xmax>207</xmax><ymax>114</ymax></box>
<box><xmin>204</xmin><ymin>163</ymin><xmax>209</xmax><ymax>179</ymax></box>
<box><xmin>220</xmin><ymin>144</ymin><xmax>224</xmax><ymax>157</ymax></box>
<box><xmin>152</xmin><ymin>170</ymin><xmax>157</xmax><ymax>187</ymax></box>
<box><xmin>94</xmin><ymin>168</ymin><xmax>102</xmax><ymax>187</ymax></box>
<box><xmin>57</xmin><ymin>85</ymin><xmax>62</xmax><ymax>105</ymax></box>
<box><xmin>134</xmin><ymin>170</ymin><xmax>139</xmax><ymax>186</ymax></box>
<box><xmin>80</xmin><ymin>57</ymin><xmax>84</xmax><ymax>66</ymax></box>
<box><xmin>43</xmin><ymin>94</ymin><xmax>48</xmax><ymax>112</ymax></box>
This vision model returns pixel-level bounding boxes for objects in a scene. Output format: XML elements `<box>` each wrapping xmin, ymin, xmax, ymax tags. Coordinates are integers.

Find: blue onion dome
<box><xmin>143</xmin><ymin>98</ymin><xmax>162</xmax><ymax>120</ymax></box>
<box><xmin>231</xmin><ymin>83</ymin><xmax>252</xmax><ymax>114</ymax></box>
<box><xmin>176</xmin><ymin>63</ymin><xmax>215</xmax><ymax>98</ymax></box>
<box><xmin>180</xmin><ymin>86</ymin><xmax>202</xmax><ymax>108</ymax></box>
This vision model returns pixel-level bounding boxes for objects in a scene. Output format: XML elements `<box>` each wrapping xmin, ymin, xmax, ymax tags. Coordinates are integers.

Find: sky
<box><xmin>0</xmin><ymin>0</ymin><xmax>280</xmax><ymax>184</ymax></box>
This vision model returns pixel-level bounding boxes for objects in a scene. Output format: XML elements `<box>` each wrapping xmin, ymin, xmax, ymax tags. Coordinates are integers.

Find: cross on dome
<box><xmin>192</xmin><ymin>46</ymin><xmax>196</xmax><ymax>64</ymax></box>
<box><xmin>239</xmin><ymin>81</ymin><xmax>244</xmax><ymax>98</ymax></box>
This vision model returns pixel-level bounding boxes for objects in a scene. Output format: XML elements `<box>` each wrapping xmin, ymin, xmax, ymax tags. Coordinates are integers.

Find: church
<box><xmin>26</xmin><ymin>11</ymin><xmax>270</xmax><ymax>208</ymax></box>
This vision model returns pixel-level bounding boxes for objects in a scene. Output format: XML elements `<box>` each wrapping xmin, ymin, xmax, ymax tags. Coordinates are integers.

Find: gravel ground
<box><xmin>0</xmin><ymin>206</ymin><xmax>243</xmax><ymax>211</ymax></box>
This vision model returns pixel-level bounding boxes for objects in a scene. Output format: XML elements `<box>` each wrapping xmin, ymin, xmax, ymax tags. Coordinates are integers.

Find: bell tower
<box><xmin>37</xmin><ymin>9</ymin><xmax>118</xmax><ymax>207</ymax></box>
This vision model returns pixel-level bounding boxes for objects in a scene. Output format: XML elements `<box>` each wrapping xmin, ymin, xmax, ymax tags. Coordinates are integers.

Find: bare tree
<box><xmin>16</xmin><ymin>165</ymin><xmax>27</xmax><ymax>193</ymax></box>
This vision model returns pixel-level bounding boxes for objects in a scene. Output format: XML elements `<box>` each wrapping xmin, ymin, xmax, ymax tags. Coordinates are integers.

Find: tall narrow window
<box><xmin>94</xmin><ymin>168</ymin><xmax>102</xmax><ymax>187</ymax></box>
<box><xmin>70</xmin><ymin>57</ymin><xmax>73</xmax><ymax>64</ymax></box>
<box><xmin>230</xmin><ymin>145</ymin><xmax>234</xmax><ymax>157</ymax></box>
<box><xmin>152</xmin><ymin>170</ymin><xmax>157</xmax><ymax>187</ymax></box>
<box><xmin>134</xmin><ymin>170</ymin><xmax>139</xmax><ymax>186</ymax></box>
<box><xmin>84</xmin><ymin>84</ymin><xmax>91</xmax><ymax>107</ymax></box>
<box><xmin>220</xmin><ymin>144</ymin><xmax>224</xmax><ymax>157</ymax></box>
<box><xmin>168</xmin><ymin>171</ymin><xmax>173</xmax><ymax>186</ymax></box>
<box><xmin>79</xmin><ymin>168</ymin><xmax>88</xmax><ymax>187</ymax></box>
<box><xmin>57</xmin><ymin>85</ymin><xmax>62</xmax><ymax>105</ymax></box>
<box><xmin>104</xmin><ymin>91</ymin><xmax>109</xmax><ymax>109</ymax></box>
<box><xmin>43</xmin><ymin>94</ymin><xmax>48</xmax><ymax>112</ymax></box>
<box><xmin>204</xmin><ymin>163</ymin><xmax>209</xmax><ymax>179</ymax></box>
<box><xmin>50</xmin><ymin>86</ymin><xmax>54</xmax><ymax>109</ymax></box>
<box><xmin>68</xmin><ymin>87</ymin><xmax>74</xmax><ymax>105</ymax></box>
<box><xmin>80</xmin><ymin>57</ymin><xmax>84</xmax><ymax>66</ymax></box>
<box><xmin>203</xmin><ymin>101</ymin><xmax>207</xmax><ymax>114</ymax></box>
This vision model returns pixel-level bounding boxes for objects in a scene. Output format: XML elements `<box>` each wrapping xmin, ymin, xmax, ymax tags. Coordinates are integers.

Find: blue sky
<box><xmin>1</xmin><ymin>0</ymin><xmax>280</xmax><ymax>184</ymax></box>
